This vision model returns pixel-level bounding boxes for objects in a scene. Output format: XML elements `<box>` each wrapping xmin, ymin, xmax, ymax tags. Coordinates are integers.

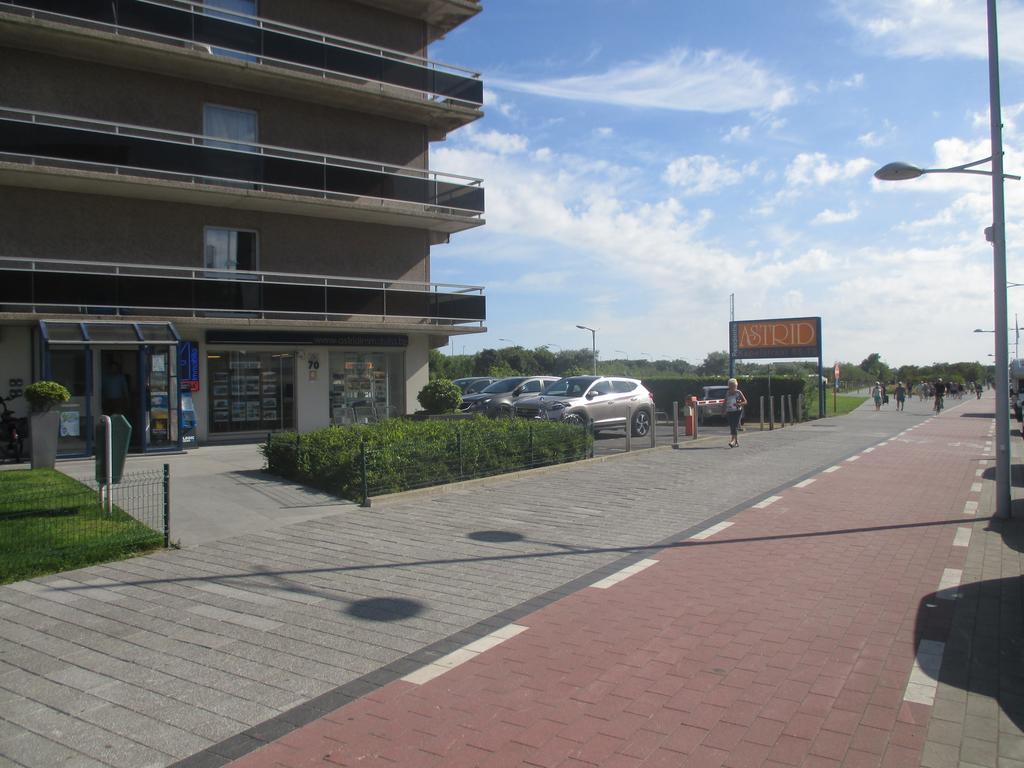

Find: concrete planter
<box><xmin>29</xmin><ymin>410</ymin><xmax>59</xmax><ymax>470</ymax></box>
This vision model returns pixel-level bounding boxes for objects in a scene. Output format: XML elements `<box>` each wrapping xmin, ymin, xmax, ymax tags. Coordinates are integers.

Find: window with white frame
<box><xmin>204</xmin><ymin>228</ymin><xmax>258</xmax><ymax>271</ymax></box>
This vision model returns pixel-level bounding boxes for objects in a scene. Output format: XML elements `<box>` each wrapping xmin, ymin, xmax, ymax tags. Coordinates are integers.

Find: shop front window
<box><xmin>329</xmin><ymin>352</ymin><xmax>402</xmax><ymax>424</ymax></box>
<box><xmin>207</xmin><ymin>351</ymin><xmax>294</xmax><ymax>433</ymax></box>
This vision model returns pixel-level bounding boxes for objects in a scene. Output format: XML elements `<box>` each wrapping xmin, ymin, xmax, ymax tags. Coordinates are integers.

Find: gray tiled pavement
<box><xmin>0</xmin><ymin>394</ymin><xmax>1011</xmax><ymax>767</ymax></box>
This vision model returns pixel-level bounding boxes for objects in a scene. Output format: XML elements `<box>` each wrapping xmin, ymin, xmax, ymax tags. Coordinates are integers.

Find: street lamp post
<box><xmin>498</xmin><ymin>338</ymin><xmax>516</xmax><ymax>346</ymax></box>
<box><xmin>874</xmin><ymin>0</ymin><xmax>1016</xmax><ymax>519</ymax></box>
<box><xmin>576</xmin><ymin>325</ymin><xmax>597</xmax><ymax>375</ymax></box>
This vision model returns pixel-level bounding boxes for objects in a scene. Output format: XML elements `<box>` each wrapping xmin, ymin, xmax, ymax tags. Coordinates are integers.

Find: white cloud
<box><xmin>827</xmin><ymin>72</ymin><xmax>865</xmax><ymax>91</ymax></box>
<box><xmin>482</xmin><ymin>89</ymin><xmax>517</xmax><ymax>119</ymax></box>
<box><xmin>490</xmin><ymin>48</ymin><xmax>796</xmax><ymax>113</ymax></box>
<box><xmin>594</xmin><ymin>127</ymin><xmax>615</xmax><ymax>139</ymax></box>
<box><xmin>723</xmin><ymin>125</ymin><xmax>751</xmax><ymax>143</ymax></box>
<box><xmin>834</xmin><ymin>0</ymin><xmax>1024</xmax><ymax>64</ymax></box>
<box><xmin>468</xmin><ymin>130</ymin><xmax>529</xmax><ymax>155</ymax></box>
<box><xmin>786</xmin><ymin>152</ymin><xmax>874</xmax><ymax>186</ymax></box>
<box><xmin>813</xmin><ymin>207</ymin><xmax>861</xmax><ymax>224</ymax></box>
<box><xmin>663</xmin><ymin>155</ymin><xmax>756</xmax><ymax>196</ymax></box>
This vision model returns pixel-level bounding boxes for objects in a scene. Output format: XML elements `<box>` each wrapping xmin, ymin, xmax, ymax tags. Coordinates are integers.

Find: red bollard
<box><xmin>685</xmin><ymin>396</ymin><xmax>698</xmax><ymax>436</ymax></box>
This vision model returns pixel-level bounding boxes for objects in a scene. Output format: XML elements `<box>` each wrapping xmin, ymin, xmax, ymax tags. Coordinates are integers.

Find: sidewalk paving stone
<box><xmin>0</xmin><ymin>394</ymin><xmax>1019</xmax><ymax>768</ymax></box>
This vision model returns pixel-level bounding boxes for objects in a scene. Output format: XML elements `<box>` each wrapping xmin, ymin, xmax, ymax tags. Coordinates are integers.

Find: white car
<box><xmin>513</xmin><ymin>375</ymin><xmax>655</xmax><ymax>436</ymax></box>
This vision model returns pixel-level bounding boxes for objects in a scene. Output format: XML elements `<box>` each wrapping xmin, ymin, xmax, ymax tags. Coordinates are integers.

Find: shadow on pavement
<box><xmin>913</xmin><ymin>516</ymin><xmax>1024</xmax><ymax>730</ymax></box>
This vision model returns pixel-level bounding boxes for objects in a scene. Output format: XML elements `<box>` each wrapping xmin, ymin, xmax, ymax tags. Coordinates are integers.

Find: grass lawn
<box><xmin>823</xmin><ymin>394</ymin><xmax>869</xmax><ymax>417</ymax></box>
<box><xmin>0</xmin><ymin>469</ymin><xmax>164</xmax><ymax>585</ymax></box>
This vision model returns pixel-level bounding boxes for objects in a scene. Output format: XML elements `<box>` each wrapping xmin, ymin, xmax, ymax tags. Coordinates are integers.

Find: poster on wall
<box><xmin>59</xmin><ymin>409</ymin><xmax>80</xmax><ymax>437</ymax></box>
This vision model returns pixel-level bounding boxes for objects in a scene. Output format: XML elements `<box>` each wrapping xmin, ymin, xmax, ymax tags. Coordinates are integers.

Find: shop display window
<box><xmin>207</xmin><ymin>351</ymin><xmax>294</xmax><ymax>433</ymax></box>
<box><xmin>329</xmin><ymin>352</ymin><xmax>402</xmax><ymax>423</ymax></box>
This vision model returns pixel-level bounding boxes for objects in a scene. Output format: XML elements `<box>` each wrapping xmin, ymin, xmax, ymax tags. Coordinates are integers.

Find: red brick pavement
<box><xmin>228</xmin><ymin>404</ymin><xmax>991</xmax><ymax>768</ymax></box>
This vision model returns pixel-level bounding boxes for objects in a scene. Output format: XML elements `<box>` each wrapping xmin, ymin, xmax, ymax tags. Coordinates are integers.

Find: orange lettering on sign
<box><xmin>736</xmin><ymin>319</ymin><xmax>817</xmax><ymax>350</ymax></box>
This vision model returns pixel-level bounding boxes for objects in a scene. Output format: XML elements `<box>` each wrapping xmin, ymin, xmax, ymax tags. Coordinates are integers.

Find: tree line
<box><xmin>430</xmin><ymin>347</ymin><xmax>993</xmax><ymax>388</ymax></box>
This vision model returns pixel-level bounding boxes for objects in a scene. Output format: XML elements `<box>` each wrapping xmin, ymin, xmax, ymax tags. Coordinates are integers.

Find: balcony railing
<box><xmin>0</xmin><ymin>108</ymin><xmax>485</xmax><ymax>216</ymax></box>
<box><xmin>0</xmin><ymin>0</ymin><xmax>483</xmax><ymax>107</ymax></box>
<box><xmin>0</xmin><ymin>257</ymin><xmax>486</xmax><ymax>325</ymax></box>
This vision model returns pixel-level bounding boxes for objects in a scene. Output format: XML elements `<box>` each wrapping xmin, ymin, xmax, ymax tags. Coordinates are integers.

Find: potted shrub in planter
<box><xmin>24</xmin><ymin>380</ymin><xmax>70</xmax><ymax>469</ymax></box>
<box><xmin>417</xmin><ymin>378</ymin><xmax>465</xmax><ymax>419</ymax></box>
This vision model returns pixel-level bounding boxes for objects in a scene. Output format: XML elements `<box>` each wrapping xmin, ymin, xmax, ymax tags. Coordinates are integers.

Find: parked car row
<box><xmin>448</xmin><ymin>374</ymin><xmax>656</xmax><ymax>436</ymax></box>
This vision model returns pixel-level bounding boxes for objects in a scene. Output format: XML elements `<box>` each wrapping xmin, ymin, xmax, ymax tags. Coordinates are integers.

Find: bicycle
<box><xmin>0</xmin><ymin>395</ymin><xmax>27</xmax><ymax>463</ymax></box>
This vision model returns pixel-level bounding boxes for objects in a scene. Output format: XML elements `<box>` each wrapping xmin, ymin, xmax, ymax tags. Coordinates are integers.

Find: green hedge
<box><xmin>262</xmin><ymin>417</ymin><xmax>591</xmax><ymax>501</ymax></box>
<box><xmin>641</xmin><ymin>375</ymin><xmax>810</xmax><ymax>419</ymax></box>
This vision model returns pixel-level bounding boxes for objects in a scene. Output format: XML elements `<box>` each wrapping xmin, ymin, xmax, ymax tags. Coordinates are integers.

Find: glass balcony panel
<box><xmin>384</xmin><ymin>289</ymin><xmax>431</xmax><ymax>318</ymax></box>
<box><xmin>432</xmin><ymin>71</ymin><xmax>484</xmax><ymax>104</ymax></box>
<box><xmin>117</xmin><ymin>0</ymin><xmax>192</xmax><ymax>40</ymax></box>
<box><xmin>325</xmin><ymin>286</ymin><xmax>385</xmax><ymax>316</ymax></box>
<box><xmin>35</xmin><ymin>271</ymin><xmax>116</xmax><ymax>306</ymax></box>
<box><xmin>193</xmin><ymin>278</ymin><xmax>260</xmax><ymax>311</ymax></box>
<box><xmin>262</xmin><ymin>29</ymin><xmax>325</xmax><ymax>70</ymax></box>
<box><xmin>262</xmin><ymin>155</ymin><xmax>324</xmax><ymax>191</ymax></box>
<box><xmin>324</xmin><ymin>165</ymin><xmax>386</xmax><ymax>199</ymax></box>
<box><xmin>433</xmin><ymin>293</ymin><xmax>486</xmax><ymax>320</ymax></box>
<box><xmin>380</xmin><ymin>59</ymin><xmax>430</xmax><ymax>94</ymax></box>
<box><xmin>0</xmin><ymin>269</ymin><xmax>33</xmax><ymax>304</ymax></box>
<box><xmin>385</xmin><ymin>175</ymin><xmax>430</xmax><ymax>205</ymax></box>
<box><xmin>324</xmin><ymin>46</ymin><xmax>384</xmax><ymax>82</ymax></box>
<box><xmin>194</xmin><ymin>14</ymin><xmax>261</xmax><ymax>57</ymax></box>
<box><xmin>434</xmin><ymin>182</ymin><xmax>485</xmax><ymax>212</ymax></box>
<box><xmin>20</xmin><ymin>0</ymin><xmax>115</xmax><ymax>22</ymax></box>
<box><xmin>118</xmin><ymin>275</ymin><xmax>190</xmax><ymax>309</ymax></box>
<box><xmin>262</xmin><ymin>283</ymin><xmax>325</xmax><ymax>313</ymax></box>
<box><xmin>82</xmin><ymin>323</ymin><xmax>138</xmax><ymax>342</ymax></box>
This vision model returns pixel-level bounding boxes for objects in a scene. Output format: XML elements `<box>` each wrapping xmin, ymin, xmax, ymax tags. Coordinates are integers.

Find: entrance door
<box><xmin>99</xmin><ymin>350</ymin><xmax>141</xmax><ymax>449</ymax></box>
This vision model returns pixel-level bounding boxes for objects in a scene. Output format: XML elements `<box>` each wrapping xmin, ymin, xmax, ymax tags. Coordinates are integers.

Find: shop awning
<box><xmin>39</xmin><ymin>320</ymin><xmax>181</xmax><ymax>345</ymax></box>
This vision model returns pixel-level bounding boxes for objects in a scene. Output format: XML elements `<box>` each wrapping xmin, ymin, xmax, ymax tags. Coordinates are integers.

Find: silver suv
<box><xmin>514</xmin><ymin>375</ymin><xmax>655</xmax><ymax>436</ymax></box>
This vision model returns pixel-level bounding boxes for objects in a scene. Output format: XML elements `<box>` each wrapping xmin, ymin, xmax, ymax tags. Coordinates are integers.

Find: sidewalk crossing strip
<box><xmin>971</xmin><ymin>482</ymin><xmax>983</xmax><ymax>493</ymax></box>
<box><xmin>904</xmin><ymin>639</ymin><xmax>945</xmax><ymax>705</ymax></box>
<box><xmin>752</xmin><ymin>495</ymin><xmax>781</xmax><ymax>509</ymax></box>
<box><xmin>793</xmin><ymin>478</ymin><xmax>815</xmax><ymax>488</ymax></box>
<box><xmin>937</xmin><ymin>568</ymin><xmax>962</xmax><ymax>600</ymax></box>
<box><xmin>401</xmin><ymin>624</ymin><xmax>529</xmax><ymax>685</ymax></box>
<box><xmin>862</xmin><ymin>446</ymin><xmax>875</xmax><ymax>453</ymax></box>
<box><xmin>964</xmin><ymin>500</ymin><xmax>979</xmax><ymax>515</ymax></box>
<box><xmin>823</xmin><ymin>465</ymin><xmax>841</xmax><ymax>473</ymax></box>
<box><xmin>689</xmin><ymin>522</ymin><xmax>734</xmax><ymax>540</ymax></box>
<box><xmin>846</xmin><ymin>455</ymin><xmax>861</xmax><ymax>462</ymax></box>
<box><xmin>589</xmin><ymin>559</ymin><xmax>659</xmax><ymax>589</ymax></box>
<box><xmin>976</xmin><ymin>469</ymin><xmax>984</xmax><ymax>477</ymax></box>
<box><xmin>953</xmin><ymin>527</ymin><xmax>972</xmax><ymax>547</ymax></box>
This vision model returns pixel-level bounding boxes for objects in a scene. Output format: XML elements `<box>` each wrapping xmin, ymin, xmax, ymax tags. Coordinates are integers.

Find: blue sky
<box><xmin>429</xmin><ymin>0</ymin><xmax>1024</xmax><ymax>367</ymax></box>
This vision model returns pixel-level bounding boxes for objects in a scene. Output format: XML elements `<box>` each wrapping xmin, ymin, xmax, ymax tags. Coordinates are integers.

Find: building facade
<box><xmin>0</xmin><ymin>0</ymin><xmax>486</xmax><ymax>456</ymax></box>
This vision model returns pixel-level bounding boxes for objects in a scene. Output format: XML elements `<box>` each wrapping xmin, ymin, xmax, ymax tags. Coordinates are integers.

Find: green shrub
<box><xmin>417</xmin><ymin>378</ymin><xmax>462</xmax><ymax>414</ymax></box>
<box><xmin>23</xmin><ymin>381</ymin><xmax>70</xmax><ymax>413</ymax></box>
<box><xmin>262</xmin><ymin>418</ymin><xmax>590</xmax><ymax>501</ymax></box>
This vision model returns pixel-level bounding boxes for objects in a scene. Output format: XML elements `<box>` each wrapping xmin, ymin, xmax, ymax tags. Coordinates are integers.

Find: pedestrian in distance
<box><xmin>895</xmin><ymin>381</ymin><xmax>906</xmax><ymax>412</ymax></box>
<box><xmin>934</xmin><ymin>378</ymin><xmax>946</xmax><ymax>413</ymax></box>
<box><xmin>725</xmin><ymin>378</ymin><xmax>747</xmax><ymax>448</ymax></box>
<box><xmin>871</xmin><ymin>381</ymin><xmax>882</xmax><ymax>411</ymax></box>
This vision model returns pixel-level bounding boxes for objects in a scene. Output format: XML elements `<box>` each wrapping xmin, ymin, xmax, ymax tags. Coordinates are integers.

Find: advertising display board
<box><xmin>729</xmin><ymin>316</ymin><xmax>824</xmax><ymax>417</ymax></box>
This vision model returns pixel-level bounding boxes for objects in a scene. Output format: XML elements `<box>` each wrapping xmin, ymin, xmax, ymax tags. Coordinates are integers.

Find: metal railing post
<box><xmin>788</xmin><ymin>394</ymin><xmax>795</xmax><ymax>425</ymax></box>
<box><xmin>672</xmin><ymin>401</ymin><xmax>680</xmax><ymax>449</ymax></box>
<box><xmin>760</xmin><ymin>396</ymin><xmax>765</xmax><ymax>431</ymax></box>
<box><xmin>780</xmin><ymin>396</ymin><xmax>786</xmax><ymax>428</ymax></box>
<box><xmin>769</xmin><ymin>397</ymin><xmax>775</xmax><ymax>430</ymax></box>
<box><xmin>649</xmin><ymin>406</ymin><xmax>656</xmax><ymax>449</ymax></box>
<box><xmin>457</xmin><ymin>427</ymin><xmax>464</xmax><ymax>479</ymax></box>
<box><xmin>162</xmin><ymin>463</ymin><xmax>170</xmax><ymax>548</ymax></box>
<box><xmin>624</xmin><ymin>405</ymin><xmax>632</xmax><ymax>452</ymax></box>
<box><xmin>528</xmin><ymin>423</ymin><xmax>534</xmax><ymax>468</ymax></box>
<box><xmin>360</xmin><ymin>440</ymin><xmax>370</xmax><ymax>508</ymax></box>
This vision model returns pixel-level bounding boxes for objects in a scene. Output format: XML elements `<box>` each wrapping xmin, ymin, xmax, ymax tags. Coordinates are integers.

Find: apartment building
<box><xmin>0</xmin><ymin>0</ymin><xmax>486</xmax><ymax>457</ymax></box>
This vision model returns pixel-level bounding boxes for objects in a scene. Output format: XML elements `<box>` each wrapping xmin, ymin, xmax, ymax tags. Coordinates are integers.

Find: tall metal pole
<box><xmin>728</xmin><ymin>294</ymin><xmax>736</xmax><ymax>377</ymax></box>
<box><xmin>988</xmin><ymin>0</ymin><xmax>1011</xmax><ymax>519</ymax></box>
<box><xmin>591</xmin><ymin>330</ymin><xmax>597</xmax><ymax>375</ymax></box>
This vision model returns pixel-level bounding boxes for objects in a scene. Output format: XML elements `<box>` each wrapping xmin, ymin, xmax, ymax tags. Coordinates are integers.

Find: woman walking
<box><xmin>725</xmin><ymin>377</ymin><xmax>747</xmax><ymax>448</ymax></box>
<box><xmin>871</xmin><ymin>381</ymin><xmax>882</xmax><ymax>411</ymax></box>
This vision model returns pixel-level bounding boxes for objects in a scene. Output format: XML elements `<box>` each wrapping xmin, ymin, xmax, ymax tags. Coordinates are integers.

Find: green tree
<box><xmin>697</xmin><ymin>351</ymin><xmax>730</xmax><ymax>377</ymax></box>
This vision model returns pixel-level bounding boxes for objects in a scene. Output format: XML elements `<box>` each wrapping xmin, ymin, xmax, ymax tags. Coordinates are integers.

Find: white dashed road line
<box><xmin>690</xmin><ymin>522</ymin><xmax>734</xmax><ymax>541</ymax></box>
<box><xmin>590</xmin><ymin>559</ymin><xmax>659</xmax><ymax>589</ymax></box>
<box><xmin>402</xmin><ymin>624</ymin><xmax>529</xmax><ymax>685</ymax></box>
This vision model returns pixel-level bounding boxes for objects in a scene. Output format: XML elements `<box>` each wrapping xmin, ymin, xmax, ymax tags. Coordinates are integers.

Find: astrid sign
<box><xmin>730</xmin><ymin>317</ymin><xmax>821</xmax><ymax>360</ymax></box>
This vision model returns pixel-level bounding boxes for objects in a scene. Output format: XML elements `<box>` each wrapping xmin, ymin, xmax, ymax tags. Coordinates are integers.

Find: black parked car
<box><xmin>459</xmin><ymin>376</ymin><xmax>559</xmax><ymax>417</ymax></box>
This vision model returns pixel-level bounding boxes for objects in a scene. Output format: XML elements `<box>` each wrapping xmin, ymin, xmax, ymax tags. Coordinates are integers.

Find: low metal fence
<box><xmin>357</xmin><ymin>422</ymin><xmax>592</xmax><ymax>504</ymax></box>
<box><xmin>0</xmin><ymin>466</ymin><xmax>169</xmax><ymax>584</ymax></box>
